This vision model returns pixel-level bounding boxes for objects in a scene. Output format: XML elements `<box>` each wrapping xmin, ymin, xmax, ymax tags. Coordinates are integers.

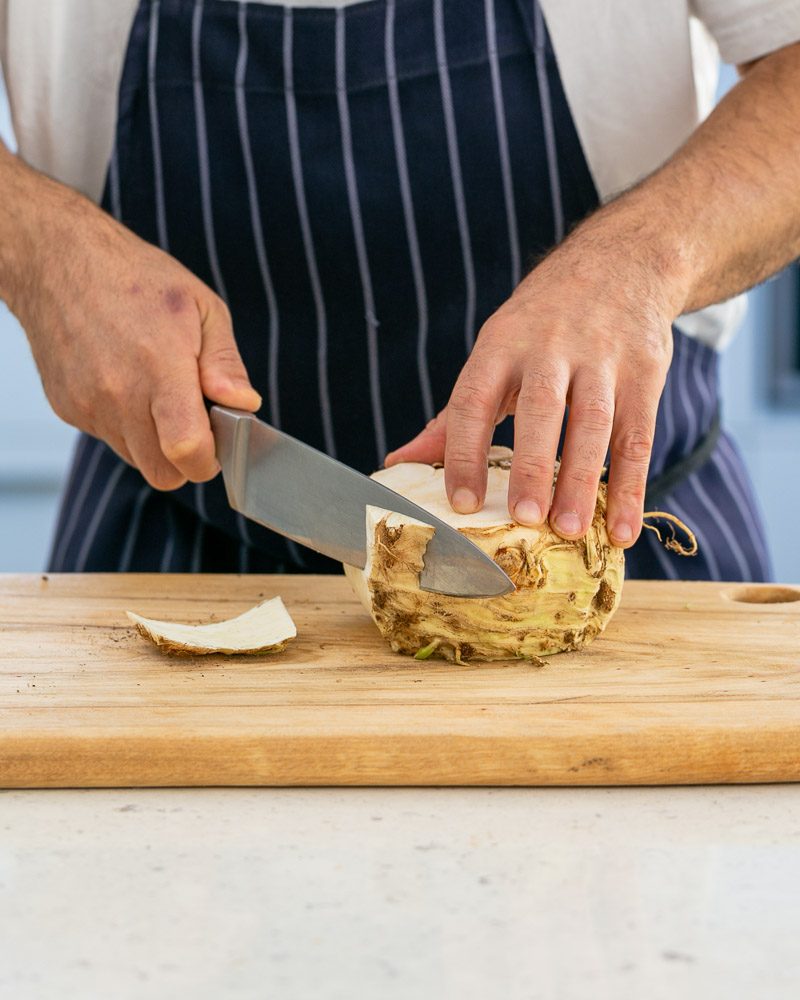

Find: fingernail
<box><xmin>514</xmin><ymin>500</ymin><xmax>542</xmax><ymax>526</ymax></box>
<box><xmin>554</xmin><ymin>511</ymin><xmax>582</xmax><ymax>536</ymax></box>
<box><xmin>452</xmin><ymin>487</ymin><xmax>478</xmax><ymax>514</ymax></box>
<box><xmin>612</xmin><ymin>522</ymin><xmax>632</xmax><ymax>543</ymax></box>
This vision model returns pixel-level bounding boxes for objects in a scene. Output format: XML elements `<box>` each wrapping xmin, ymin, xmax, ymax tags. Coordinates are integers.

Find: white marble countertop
<box><xmin>2</xmin><ymin>786</ymin><xmax>800</xmax><ymax>999</ymax></box>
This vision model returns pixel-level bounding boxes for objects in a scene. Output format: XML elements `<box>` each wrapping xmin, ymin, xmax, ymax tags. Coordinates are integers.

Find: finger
<box><xmin>549</xmin><ymin>370</ymin><xmax>615</xmax><ymax>539</ymax></box>
<box><xmin>444</xmin><ymin>358</ymin><xmax>510</xmax><ymax>513</ymax></box>
<box><xmin>151</xmin><ymin>364</ymin><xmax>219</xmax><ymax>483</ymax></box>
<box><xmin>198</xmin><ymin>295</ymin><xmax>262</xmax><ymax>411</ymax></box>
<box><xmin>507</xmin><ymin>363</ymin><xmax>569</xmax><ymax>526</ymax></box>
<box><xmin>605</xmin><ymin>387</ymin><xmax>659</xmax><ymax>548</ymax></box>
<box><xmin>105</xmin><ymin>435</ymin><xmax>135</xmax><ymax>468</ymax></box>
<box><xmin>124</xmin><ymin>413</ymin><xmax>187</xmax><ymax>492</ymax></box>
<box><xmin>385</xmin><ymin>410</ymin><xmax>447</xmax><ymax>467</ymax></box>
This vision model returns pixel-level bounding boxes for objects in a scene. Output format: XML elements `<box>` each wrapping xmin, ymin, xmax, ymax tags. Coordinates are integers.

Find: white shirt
<box><xmin>2</xmin><ymin>0</ymin><xmax>799</xmax><ymax>349</ymax></box>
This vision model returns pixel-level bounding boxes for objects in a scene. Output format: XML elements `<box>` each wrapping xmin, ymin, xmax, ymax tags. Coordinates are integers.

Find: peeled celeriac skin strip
<box><xmin>126</xmin><ymin>597</ymin><xmax>297</xmax><ymax>656</ymax></box>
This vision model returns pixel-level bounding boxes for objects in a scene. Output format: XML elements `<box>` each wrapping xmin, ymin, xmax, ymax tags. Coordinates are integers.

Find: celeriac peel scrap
<box><xmin>127</xmin><ymin>596</ymin><xmax>296</xmax><ymax>656</ymax></box>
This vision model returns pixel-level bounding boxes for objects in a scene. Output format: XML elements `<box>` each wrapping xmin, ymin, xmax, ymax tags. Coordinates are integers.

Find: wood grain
<box><xmin>1</xmin><ymin>573</ymin><xmax>799</xmax><ymax>787</ymax></box>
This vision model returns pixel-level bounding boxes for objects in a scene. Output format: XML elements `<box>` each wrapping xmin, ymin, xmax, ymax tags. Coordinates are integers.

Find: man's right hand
<box><xmin>0</xmin><ymin>142</ymin><xmax>261</xmax><ymax>491</ymax></box>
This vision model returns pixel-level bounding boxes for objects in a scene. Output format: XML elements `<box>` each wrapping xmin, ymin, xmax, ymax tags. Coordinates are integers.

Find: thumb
<box><xmin>198</xmin><ymin>296</ymin><xmax>262</xmax><ymax>411</ymax></box>
<box><xmin>384</xmin><ymin>409</ymin><xmax>447</xmax><ymax>467</ymax></box>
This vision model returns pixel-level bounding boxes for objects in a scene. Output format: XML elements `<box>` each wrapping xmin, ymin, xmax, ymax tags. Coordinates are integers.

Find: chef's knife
<box><xmin>210</xmin><ymin>406</ymin><xmax>514</xmax><ymax>598</ymax></box>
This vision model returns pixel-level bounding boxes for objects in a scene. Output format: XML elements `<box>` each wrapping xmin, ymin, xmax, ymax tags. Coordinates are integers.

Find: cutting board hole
<box><xmin>724</xmin><ymin>585</ymin><xmax>800</xmax><ymax>605</ymax></box>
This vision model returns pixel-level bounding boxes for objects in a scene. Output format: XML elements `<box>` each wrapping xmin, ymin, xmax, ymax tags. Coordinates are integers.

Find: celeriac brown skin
<box><xmin>344</xmin><ymin>451</ymin><xmax>624</xmax><ymax>663</ymax></box>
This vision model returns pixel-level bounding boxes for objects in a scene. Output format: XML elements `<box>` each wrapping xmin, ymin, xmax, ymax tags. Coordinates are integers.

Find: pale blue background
<box><xmin>0</xmin><ymin>69</ymin><xmax>798</xmax><ymax>579</ymax></box>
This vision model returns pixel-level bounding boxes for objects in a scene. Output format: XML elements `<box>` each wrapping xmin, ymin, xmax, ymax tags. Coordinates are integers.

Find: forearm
<box><xmin>566</xmin><ymin>40</ymin><xmax>800</xmax><ymax>317</ymax></box>
<box><xmin>0</xmin><ymin>139</ymin><xmax>96</xmax><ymax>314</ymax></box>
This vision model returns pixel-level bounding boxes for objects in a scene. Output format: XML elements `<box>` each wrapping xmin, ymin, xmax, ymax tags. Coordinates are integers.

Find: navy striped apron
<box><xmin>48</xmin><ymin>0</ymin><xmax>773</xmax><ymax>583</ymax></box>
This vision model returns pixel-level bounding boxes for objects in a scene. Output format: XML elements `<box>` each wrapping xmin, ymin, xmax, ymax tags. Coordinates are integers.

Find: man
<box><xmin>0</xmin><ymin>0</ymin><xmax>798</xmax><ymax>580</ymax></box>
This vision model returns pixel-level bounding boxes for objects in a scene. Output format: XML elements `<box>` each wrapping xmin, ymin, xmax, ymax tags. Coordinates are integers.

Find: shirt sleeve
<box><xmin>691</xmin><ymin>0</ymin><xmax>800</xmax><ymax>65</ymax></box>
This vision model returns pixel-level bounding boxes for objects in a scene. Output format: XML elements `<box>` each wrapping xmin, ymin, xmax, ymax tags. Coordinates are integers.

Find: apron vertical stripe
<box><xmin>533</xmin><ymin>2</ymin><xmax>564</xmax><ymax>243</ymax></box>
<box><xmin>718</xmin><ymin>434</ymin><xmax>769</xmax><ymax>533</ymax></box>
<box><xmin>194</xmin><ymin>482</ymin><xmax>207</xmax><ymax>522</ymax></box>
<box><xmin>235</xmin><ymin>0</ymin><xmax>280</xmax><ymax>429</ymax></box>
<box><xmin>51</xmin><ymin>440</ymin><xmax>105</xmax><ymax>571</ymax></box>
<box><xmin>108</xmin><ymin>146</ymin><xmax>122</xmax><ymax>221</ymax></box>
<box><xmin>148</xmin><ymin>0</ymin><xmax>169</xmax><ymax>252</ymax></box>
<box><xmin>237</xmin><ymin>514</ymin><xmax>251</xmax><ymax>548</ymax></box>
<box><xmin>74</xmin><ymin>460</ymin><xmax>127</xmax><ymax>572</ymax></box>
<box><xmin>385</xmin><ymin>0</ymin><xmax>434</xmax><ymax>424</ymax></box>
<box><xmin>692</xmin><ymin>344</ymin><xmax>714</xmax><ymax>433</ymax></box>
<box><xmin>283</xmin><ymin>8</ymin><xmax>337</xmax><ymax>459</ymax></box>
<box><xmin>238</xmin><ymin>538</ymin><xmax>249</xmax><ymax>573</ymax></box>
<box><xmin>676</xmin><ymin>344</ymin><xmax>697</xmax><ymax>458</ymax></box>
<box><xmin>46</xmin><ymin>433</ymin><xmax>91</xmax><ymax>570</ymax></box>
<box><xmin>710</xmin><ymin>448</ymin><xmax>771</xmax><ymax>580</ymax></box>
<box><xmin>685</xmin><ymin>472</ymin><xmax>751</xmax><ymax>579</ymax></box>
<box><xmin>485</xmin><ymin>0</ymin><xmax>521</xmax><ymax>289</ymax></box>
<box><xmin>335</xmin><ymin>8</ymin><xmax>387</xmax><ymax>465</ymax></box>
<box><xmin>661</xmin><ymin>354</ymin><xmax>677</xmax><ymax>462</ymax></box>
<box><xmin>193</xmin><ymin>0</ymin><xmax>255</xmax><ymax>561</ymax></box>
<box><xmin>434</xmin><ymin>0</ymin><xmax>477</xmax><ymax>353</ymax></box>
<box><xmin>190</xmin><ymin>519</ymin><xmax>204</xmax><ymax>572</ymax></box>
<box><xmin>718</xmin><ymin>436</ymin><xmax>773</xmax><ymax>579</ymax></box>
<box><xmin>234</xmin><ymin>1</ymin><xmax>303</xmax><ymax>568</ymax></box>
<box><xmin>192</xmin><ymin>0</ymin><xmax>228</xmax><ymax>303</ymax></box>
<box><xmin>159</xmin><ymin>506</ymin><xmax>176</xmax><ymax>572</ymax></box>
<box><xmin>118</xmin><ymin>483</ymin><xmax>151</xmax><ymax>571</ymax></box>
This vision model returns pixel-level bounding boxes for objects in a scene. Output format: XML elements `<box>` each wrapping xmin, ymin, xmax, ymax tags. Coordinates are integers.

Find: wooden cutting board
<box><xmin>1</xmin><ymin>573</ymin><xmax>799</xmax><ymax>787</ymax></box>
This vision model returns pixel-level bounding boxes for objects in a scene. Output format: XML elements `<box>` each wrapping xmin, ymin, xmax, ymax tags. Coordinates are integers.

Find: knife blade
<box><xmin>210</xmin><ymin>406</ymin><xmax>514</xmax><ymax>598</ymax></box>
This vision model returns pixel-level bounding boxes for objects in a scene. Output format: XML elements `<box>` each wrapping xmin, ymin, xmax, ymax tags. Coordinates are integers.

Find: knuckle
<box><xmin>96</xmin><ymin>371</ymin><xmax>125</xmax><ymax>403</ymax></box>
<box><xmin>476</xmin><ymin>315</ymin><xmax>503</xmax><ymax>342</ymax></box>
<box><xmin>645</xmin><ymin>329</ymin><xmax>673</xmax><ymax>359</ymax></box>
<box><xmin>448</xmin><ymin>377</ymin><xmax>497</xmax><ymax>419</ymax></box>
<box><xmin>476</xmin><ymin>313</ymin><xmax>518</xmax><ymax>348</ymax></box>
<box><xmin>147</xmin><ymin>466</ymin><xmax>186</xmax><ymax>492</ymax></box>
<box><xmin>611</xmin><ymin>480</ymin><xmax>647</xmax><ymax>508</ymax></box>
<box><xmin>571</xmin><ymin>397</ymin><xmax>614</xmax><ymax>433</ymax></box>
<box><xmin>634</xmin><ymin>348</ymin><xmax>670</xmax><ymax>381</ymax></box>
<box><xmin>202</xmin><ymin>343</ymin><xmax>243</xmax><ymax>369</ymax></box>
<box><xmin>202</xmin><ymin>293</ymin><xmax>233</xmax><ymax>332</ymax></box>
<box><xmin>511</xmin><ymin>454</ymin><xmax>555</xmax><ymax>483</ymax></box>
<box><xmin>137</xmin><ymin>334</ymin><xmax>164</xmax><ymax>367</ymax></box>
<box><xmin>523</xmin><ymin>364</ymin><xmax>565</xmax><ymax>399</ymax></box>
<box><xmin>614</xmin><ymin>427</ymin><xmax>654</xmax><ymax>465</ymax></box>
<box><xmin>161</xmin><ymin>434</ymin><xmax>209</xmax><ymax>467</ymax></box>
<box><xmin>213</xmin><ymin>296</ymin><xmax>233</xmax><ymax>326</ymax></box>
<box><xmin>445</xmin><ymin>444</ymin><xmax>484</xmax><ymax>469</ymax></box>
<box><xmin>562</xmin><ymin>464</ymin><xmax>601</xmax><ymax>490</ymax></box>
<box><xmin>574</xmin><ymin>437</ymin><xmax>608</xmax><ymax>469</ymax></box>
<box><xmin>517</xmin><ymin>381</ymin><xmax>561</xmax><ymax>415</ymax></box>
